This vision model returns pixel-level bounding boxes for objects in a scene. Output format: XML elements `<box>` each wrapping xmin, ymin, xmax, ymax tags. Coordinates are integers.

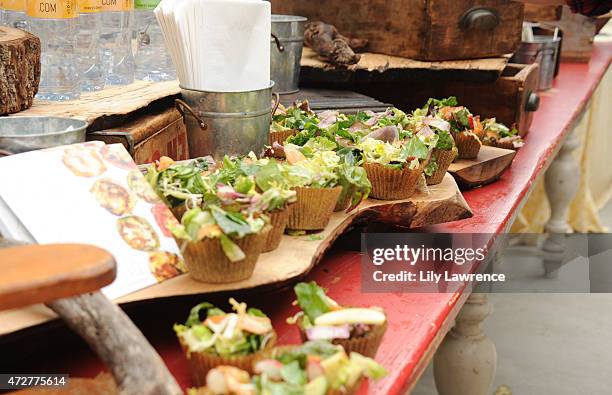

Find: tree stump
<box><xmin>0</xmin><ymin>26</ymin><xmax>41</xmax><ymax>115</ymax></box>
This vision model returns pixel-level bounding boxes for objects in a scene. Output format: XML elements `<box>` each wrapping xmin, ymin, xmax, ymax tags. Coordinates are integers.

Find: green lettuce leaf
<box><xmin>294</xmin><ymin>282</ymin><xmax>333</xmax><ymax>322</ymax></box>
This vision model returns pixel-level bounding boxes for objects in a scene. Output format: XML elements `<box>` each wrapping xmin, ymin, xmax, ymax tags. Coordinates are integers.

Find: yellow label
<box><xmin>78</xmin><ymin>0</ymin><xmax>101</xmax><ymax>13</ymax></box>
<box><xmin>100</xmin><ymin>0</ymin><xmax>131</xmax><ymax>12</ymax></box>
<box><xmin>27</xmin><ymin>0</ymin><xmax>77</xmax><ymax>18</ymax></box>
<box><xmin>4</xmin><ymin>0</ymin><xmax>26</xmax><ymax>11</ymax></box>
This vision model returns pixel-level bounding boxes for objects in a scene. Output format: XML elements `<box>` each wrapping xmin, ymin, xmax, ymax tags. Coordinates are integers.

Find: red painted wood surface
<box><xmin>2</xmin><ymin>42</ymin><xmax>610</xmax><ymax>394</ymax></box>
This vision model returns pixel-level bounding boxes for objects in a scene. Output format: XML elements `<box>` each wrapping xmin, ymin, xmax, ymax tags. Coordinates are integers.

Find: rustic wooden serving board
<box><xmin>448</xmin><ymin>145</ymin><xmax>516</xmax><ymax>188</ymax></box>
<box><xmin>0</xmin><ymin>174</ymin><xmax>471</xmax><ymax>335</ymax></box>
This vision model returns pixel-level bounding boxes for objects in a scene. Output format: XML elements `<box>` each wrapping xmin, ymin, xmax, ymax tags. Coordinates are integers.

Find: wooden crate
<box><xmin>88</xmin><ymin>107</ymin><xmax>189</xmax><ymax>165</ymax></box>
<box><xmin>272</xmin><ymin>0</ymin><xmax>524</xmax><ymax>61</ymax></box>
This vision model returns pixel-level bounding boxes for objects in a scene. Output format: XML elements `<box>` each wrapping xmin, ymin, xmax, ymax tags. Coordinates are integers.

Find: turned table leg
<box><xmin>433</xmin><ymin>293</ymin><xmax>497</xmax><ymax>395</ymax></box>
<box><xmin>542</xmin><ymin>128</ymin><xmax>581</xmax><ymax>278</ymax></box>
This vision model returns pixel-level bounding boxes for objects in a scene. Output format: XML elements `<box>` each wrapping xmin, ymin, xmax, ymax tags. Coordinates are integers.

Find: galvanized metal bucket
<box><xmin>512</xmin><ymin>35</ymin><xmax>561</xmax><ymax>91</ymax></box>
<box><xmin>0</xmin><ymin>116</ymin><xmax>87</xmax><ymax>156</ymax></box>
<box><xmin>271</xmin><ymin>15</ymin><xmax>307</xmax><ymax>95</ymax></box>
<box><xmin>176</xmin><ymin>82</ymin><xmax>278</xmax><ymax>160</ymax></box>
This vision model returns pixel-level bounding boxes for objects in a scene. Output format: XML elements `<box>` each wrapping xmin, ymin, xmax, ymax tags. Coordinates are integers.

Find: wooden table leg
<box><xmin>542</xmin><ymin>127</ymin><xmax>581</xmax><ymax>278</ymax></box>
<box><xmin>433</xmin><ymin>293</ymin><xmax>497</xmax><ymax>395</ymax></box>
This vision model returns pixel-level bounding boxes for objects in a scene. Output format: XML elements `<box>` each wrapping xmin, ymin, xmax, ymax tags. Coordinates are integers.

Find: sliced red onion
<box><xmin>318</xmin><ymin>110</ymin><xmax>339</xmax><ymax>129</ymax></box>
<box><xmin>349</xmin><ymin>121</ymin><xmax>369</xmax><ymax>133</ymax></box>
<box><xmin>366</xmin><ymin>126</ymin><xmax>399</xmax><ymax>143</ymax></box>
<box><xmin>417</xmin><ymin>125</ymin><xmax>436</xmax><ymax>138</ymax></box>
<box><xmin>306</xmin><ymin>325</ymin><xmax>351</xmax><ymax>340</ymax></box>
<box><xmin>423</xmin><ymin>117</ymin><xmax>451</xmax><ymax>132</ymax></box>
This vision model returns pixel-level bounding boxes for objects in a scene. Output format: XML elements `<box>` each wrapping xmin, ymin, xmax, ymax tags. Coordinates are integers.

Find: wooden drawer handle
<box><xmin>459</xmin><ymin>7</ymin><xmax>500</xmax><ymax>31</ymax></box>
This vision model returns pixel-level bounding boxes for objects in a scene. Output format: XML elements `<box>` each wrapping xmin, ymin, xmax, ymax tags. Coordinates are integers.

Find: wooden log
<box><xmin>48</xmin><ymin>293</ymin><xmax>182</xmax><ymax>395</ymax></box>
<box><xmin>448</xmin><ymin>146</ymin><xmax>516</xmax><ymax>188</ymax></box>
<box><xmin>0</xmin><ymin>27</ymin><xmax>40</xmax><ymax>115</ymax></box>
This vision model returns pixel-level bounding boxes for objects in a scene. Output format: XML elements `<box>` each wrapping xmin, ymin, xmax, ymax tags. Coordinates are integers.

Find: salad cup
<box><xmin>268</xmin><ymin>129</ymin><xmax>299</xmax><ymax>146</ymax></box>
<box><xmin>262</xmin><ymin>204</ymin><xmax>294</xmax><ymax>252</ymax></box>
<box><xmin>334</xmin><ymin>193</ymin><xmax>352</xmax><ymax>212</ymax></box>
<box><xmin>363</xmin><ymin>163</ymin><xmax>423</xmax><ymax>200</ymax></box>
<box><xmin>425</xmin><ymin>147</ymin><xmax>458</xmax><ymax>186</ymax></box>
<box><xmin>178</xmin><ymin>228</ymin><xmax>270</xmax><ymax>283</ymax></box>
<box><xmin>287</xmin><ymin>186</ymin><xmax>343</xmax><ymax>231</ymax></box>
<box><xmin>452</xmin><ymin>132</ymin><xmax>481</xmax><ymax>159</ymax></box>
<box><xmin>180</xmin><ymin>334</ymin><xmax>277</xmax><ymax>387</ymax></box>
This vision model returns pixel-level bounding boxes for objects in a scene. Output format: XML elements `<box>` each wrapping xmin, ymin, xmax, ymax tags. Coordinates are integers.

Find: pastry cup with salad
<box><xmin>482</xmin><ymin>118</ymin><xmax>524</xmax><ymax>150</ymax></box>
<box><xmin>270</xmin><ymin>100</ymin><xmax>320</xmax><ymax>145</ymax></box>
<box><xmin>145</xmin><ymin>156</ymin><xmax>215</xmax><ymax>220</ymax></box>
<box><xmin>356</xmin><ymin>133</ymin><xmax>433</xmax><ymax>200</ymax></box>
<box><xmin>171</xmin><ymin>205</ymin><xmax>269</xmax><ymax>283</ymax></box>
<box><xmin>289</xmin><ymin>282</ymin><xmax>387</xmax><ymax>358</ymax></box>
<box><xmin>277</xmin><ymin>139</ymin><xmax>371</xmax><ymax>230</ymax></box>
<box><xmin>211</xmin><ymin>155</ymin><xmax>297</xmax><ymax>253</ymax></box>
<box><xmin>435</xmin><ymin>100</ymin><xmax>483</xmax><ymax>160</ymax></box>
<box><xmin>253</xmin><ymin>340</ymin><xmax>387</xmax><ymax>395</ymax></box>
<box><xmin>175</xmin><ymin>299</ymin><xmax>276</xmax><ymax>387</ymax></box>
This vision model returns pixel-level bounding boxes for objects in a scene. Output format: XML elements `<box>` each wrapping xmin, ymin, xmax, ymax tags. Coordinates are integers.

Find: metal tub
<box><xmin>0</xmin><ymin>116</ymin><xmax>87</xmax><ymax>155</ymax></box>
<box><xmin>512</xmin><ymin>35</ymin><xmax>561</xmax><ymax>91</ymax></box>
<box><xmin>177</xmin><ymin>82</ymin><xmax>276</xmax><ymax>160</ymax></box>
<box><xmin>271</xmin><ymin>15</ymin><xmax>307</xmax><ymax>95</ymax></box>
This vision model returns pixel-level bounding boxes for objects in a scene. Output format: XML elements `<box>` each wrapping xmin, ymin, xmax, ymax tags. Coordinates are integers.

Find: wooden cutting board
<box><xmin>0</xmin><ymin>173</ymin><xmax>471</xmax><ymax>336</ymax></box>
<box><xmin>448</xmin><ymin>145</ymin><xmax>516</xmax><ymax>188</ymax></box>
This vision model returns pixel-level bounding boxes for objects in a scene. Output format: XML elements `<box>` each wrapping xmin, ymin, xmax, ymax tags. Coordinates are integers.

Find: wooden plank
<box><xmin>273</xmin><ymin>0</ymin><xmax>523</xmax><ymax>61</ymax></box>
<box><xmin>0</xmin><ymin>173</ymin><xmax>471</xmax><ymax>335</ymax></box>
<box><xmin>9</xmin><ymin>80</ymin><xmax>181</xmax><ymax>131</ymax></box>
<box><xmin>0</xmin><ymin>244</ymin><xmax>116</xmax><ymax>311</ymax></box>
<box><xmin>524</xmin><ymin>4</ymin><xmax>563</xmax><ymax>21</ymax></box>
<box><xmin>300</xmin><ymin>47</ymin><xmax>510</xmax><ymax>85</ymax></box>
<box><xmin>448</xmin><ymin>145</ymin><xmax>516</xmax><ymax>188</ymax></box>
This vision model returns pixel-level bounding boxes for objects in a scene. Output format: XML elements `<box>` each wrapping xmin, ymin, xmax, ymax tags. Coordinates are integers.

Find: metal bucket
<box><xmin>177</xmin><ymin>82</ymin><xmax>278</xmax><ymax>160</ymax></box>
<box><xmin>512</xmin><ymin>35</ymin><xmax>561</xmax><ymax>91</ymax></box>
<box><xmin>271</xmin><ymin>15</ymin><xmax>307</xmax><ymax>95</ymax></box>
<box><xmin>0</xmin><ymin>116</ymin><xmax>87</xmax><ymax>156</ymax></box>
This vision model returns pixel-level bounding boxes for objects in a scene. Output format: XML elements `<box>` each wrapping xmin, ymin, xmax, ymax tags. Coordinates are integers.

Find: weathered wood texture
<box><xmin>272</xmin><ymin>0</ymin><xmax>524</xmax><ymax>61</ymax></box>
<box><xmin>448</xmin><ymin>145</ymin><xmax>516</xmax><ymax>188</ymax></box>
<box><xmin>11</xmin><ymin>80</ymin><xmax>180</xmax><ymax>131</ymax></box>
<box><xmin>0</xmin><ymin>244</ymin><xmax>116</xmax><ymax>311</ymax></box>
<box><xmin>524</xmin><ymin>4</ymin><xmax>563</xmax><ymax>21</ymax></box>
<box><xmin>553</xmin><ymin>6</ymin><xmax>597</xmax><ymax>62</ymax></box>
<box><xmin>88</xmin><ymin>107</ymin><xmax>190</xmax><ymax>164</ymax></box>
<box><xmin>0</xmin><ymin>27</ymin><xmax>40</xmax><ymax>115</ymax></box>
<box><xmin>48</xmin><ymin>293</ymin><xmax>182</xmax><ymax>395</ymax></box>
<box><xmin>0</xmin><ymin>174</ymin><xmax>472</xmax><ymax>335</ymax></box>
<box><xmin>300</xmin><ymin>47</ymin><xmax>510</xmax><ymax>85</ymax></box>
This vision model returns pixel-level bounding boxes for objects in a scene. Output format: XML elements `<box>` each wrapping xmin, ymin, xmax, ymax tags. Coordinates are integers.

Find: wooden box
<box><xmin>271</xmin><ymin>0</ymin><xmax>524</xmax><ymax>61</ymax></box>
<box><xmin>88</xmin><ymin>107</ymin><xmax>189</xmax><ymax>164</ymax></box>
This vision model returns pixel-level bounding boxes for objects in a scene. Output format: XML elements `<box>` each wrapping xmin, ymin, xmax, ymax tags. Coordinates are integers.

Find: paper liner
<box><xmin>262</xmin><ymin>204</ymin><xmax>294</xmax><ymax>252</ymax></box>
<box><xmin>177</xmin><ymin>229</ymin><xmax>269</xmax><ymax>283</ymax></box>
<box><xmin>334</xmin><ymin>192</ymin><xmax>352</xmax><ymax>212</ymax></box>
<box><xmin>268</xmin><ymin>129</ymin><xmax>298</xmax><ymax>145</ymax></box>
<box><xmin>453</xmin><ymin>132</ymin><xmax>482</xmax><ymax>159</ymax></box>
<box><xmin>170</xmin><ymin>204</ymin><xmax>187</xmax><ymax>221</ymax></box>
<box><xmin>298</xmin><ymin>321</ymin><xmax>387</xmax><ymax>359</ymax></box>
<box><xmin>426</xmin><ymin>148</ymin><xmax>457</xmax><ymax>186</ymax></box>
<box><xmin>287</xmin><ymin>186</ymin><xmax>342</xmax><ymax>231</ymax></box>
<box><xmin>363</xmin><ymin>163</ymin><xmax>423</xmax><ymax>200</ymax></box>
<box><xmin>256</xmin><ymin>345</ymin><xmax>365</xmax><ymax>395</ymax></box>
<box><xmin>179</xmin><ymin>333</ymin><xmax>276</xmax><ymax>387</ymax></box>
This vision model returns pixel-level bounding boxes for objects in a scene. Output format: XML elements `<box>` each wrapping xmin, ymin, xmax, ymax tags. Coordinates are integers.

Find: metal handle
<box><xmin>175</xmin><ymin>99</ymin><xmax>207</xmax><ymax>130</ymax></box>
<box><xmin>271</xmin><ymin>33</ymin><xmax>285</xmax><ymax>52</ymax></box>
<box><xmin>0</xmin><ymin>149</ymin><xmax>13</xmax><ymax>157</ymax></box>
<box><xmin>459</xmin><ymin>7</ymin><xmax>500</xmax><ymax>31</ymax></box>
<box><xmin>271</xmin><ymin>92</ymin><xmax>281</xmax><ymax>119</ymax></box>
<box><xmin>525</xmin><ymin>91</ymin><xmax>540</xmax><ymax>112</ymax></box>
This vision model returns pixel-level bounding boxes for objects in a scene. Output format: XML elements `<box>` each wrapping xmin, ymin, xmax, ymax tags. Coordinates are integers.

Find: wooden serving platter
<box><xmin>0</xmin><ymin>174</ymin><xmax>471</xmax><ymax>336</ymax></box>
<box><xmin>448</xmin><ymin>145</ymin><xmax>516</xmax><ymax>188</ymax></box>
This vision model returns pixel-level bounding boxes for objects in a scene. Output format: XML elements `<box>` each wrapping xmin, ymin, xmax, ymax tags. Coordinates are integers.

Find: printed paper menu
<box><xmin>0</xmin><ymin>141</ymin><xmax>185</xmax><ymax>299</ymax></box>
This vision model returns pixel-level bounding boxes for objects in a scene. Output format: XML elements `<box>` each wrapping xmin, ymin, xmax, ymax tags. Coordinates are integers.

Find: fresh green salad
<box><xmin>171</xmin><ymin>206</ymin><xmax>267</xmax><ymax>262</ymax></box>
<box><xmin>357</xmin><ymin>134</ymin><xmax>433</xmax><ymax>171</ymax></box>
<box><xmin>272</xmin><ymin>101</ymin><xmax>320</xmax><ymax>133</ymax></box>
<box><xmin>145</xmin><ymin>157</ymin><xmax>215</xmax><ymax>209</ymax></box>
<box><xmin>253</xmin><ymin>341</ymin><xmax>387</xmax><ymax>394</ymax></box>
<box><xmin>290</xmin><ymin>282</ymin><xmax>386</xmax><ymax>341</ymax></box>
<box><xmin>174</xmin><ymin>299</ymin><xmax>275</xmax><ymax>357</ymax></box>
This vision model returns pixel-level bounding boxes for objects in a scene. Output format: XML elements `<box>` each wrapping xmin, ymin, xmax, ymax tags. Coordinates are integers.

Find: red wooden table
<box><xmin>3</xmin><ymin>41</ymin><xmax>610</xmax><ymax>395</ymax></box>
